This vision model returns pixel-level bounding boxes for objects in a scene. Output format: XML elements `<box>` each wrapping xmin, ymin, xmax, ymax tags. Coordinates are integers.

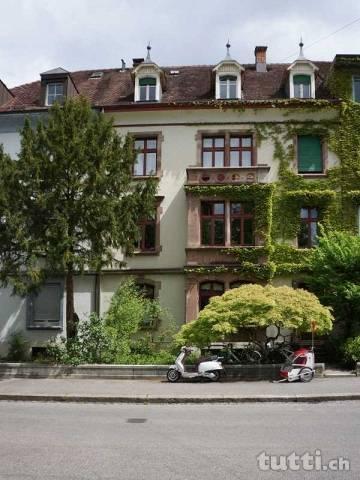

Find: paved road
<box><xmin>0</xmin><ymin>376</ymin><xmax>359</xmax><ymax>400</ymax></box>
<box><xmin>0</xmin><ymin>401</ymin><xmax>358</xmax><ymax>480</ymax></box>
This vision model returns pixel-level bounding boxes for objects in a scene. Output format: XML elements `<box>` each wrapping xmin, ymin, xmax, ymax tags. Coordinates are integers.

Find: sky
<box><xmin>1</xmin><ymin>0</ymin><xmax>360</xmax><ymax>88</ymax></box>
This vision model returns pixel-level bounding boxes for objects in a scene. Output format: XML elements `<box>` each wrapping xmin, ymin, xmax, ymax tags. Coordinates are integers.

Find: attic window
<box><xmin>139</xmin><ymin>77</ymin><xmax>157</xmax><ymax>101</ymax></box>
<box><xmin>293</xmin><ymin>74</ymin><xmax>311</xmax><ymax>99</ymax></box>
<box><xmin>46</xmin><ymin>83</ymin><xmax>64</xmax><ymax>106</ymax></box>
<box><xmin>219</xmin><ymin>75</ymin><xmax>237</xmax><ymax>99</ymax></box>
<box><xmin>90</xmin><ymin>71</ymin><xmax>103</xmax><ymax>79</ymax></box>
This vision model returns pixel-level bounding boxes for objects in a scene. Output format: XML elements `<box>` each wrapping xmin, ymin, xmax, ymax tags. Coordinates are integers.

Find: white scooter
<box><xmin>167</xmin><ymin>346</ymin><xmax>224</xmax><ymax>382</ymax></box>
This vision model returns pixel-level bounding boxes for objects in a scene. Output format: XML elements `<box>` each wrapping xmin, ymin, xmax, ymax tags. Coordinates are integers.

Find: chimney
<box><xmin>255</xmin><ymin>46</ymin><xmax>267</xmax><ymax>72</ymax></box>
<box><xmin>132</xmin><ymin>58</ymin><xmax>144</xmax><ymax>68</ymax></box>
<box><xmin>121</xmin><ymin>59</ymin><xmax>126</xmax><ymax>70</ymax></box>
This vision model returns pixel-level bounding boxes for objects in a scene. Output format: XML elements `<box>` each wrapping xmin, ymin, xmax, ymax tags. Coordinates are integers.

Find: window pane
<box><xmin>214</xmin><ymin>138</ymin><xmax>224</xmax><ymax>148</ymax></box>
<box><xmin>201</xmin><ymin>202</ymin><xmax>212</xmax><ymax>215</ymax></box>
<box><xmin>231</xmin><ymin>218</ymin><xmax>241</xmax><ymax>244</ymax></box>
<box><xmin>354</xmin><ymin>77</ymin><xmax>360</xmax><ymax>102</ymax></box>
<box><xmin>220</xmin><ymin>84</ymin><xmax>227</xmax><ymax>99</ymax></box>
<box><xmin>213</xmin><ymin>283</ymin><xmax>224</xmax><ymax>292</ymax></box>
<box><xmin>294</xmin><ymin>74</ymin><xmax>311</xmax><ymax>85</ymax></box>
<box><xmin>214</xmin><ymin>220</ymin><xmax>225</xmax><ymax>244</ymax></box>
<box><xmin>203</xmin><ymin>138</ymin><xmax>213</xmax><ymax>148</ymax></box>
<box><xmin>300</xmin><ymin>208</ymin><xmax>309</xmax><ymax>219</ymax></box>
<box><xmin>201</xmin><ymin>219</ymin><xmax>211</xmax><ymax>245</ymax></box>
<box><xmin>214</xmin><ymin>203</ymin><xmax>224</xmax><ymax>215</ymax></box>
<box><xmin>310</xmin><ymin>222</ymin><xmax>318</xmax><ymax>246</ymax></box>
<box><xmin>144</xmin><ymin>223</ymin><xmax>156</xmax><ymax>249</ymax></box>
<box><xmin>294</xmin><ymin>84</ymin><xmax>301</xmax><ymax>98</ymax></box>
<box><xmin>231</xmin><ymin>203</ymin><xmax>241</xmax><ymax>214</ymax></box>
<box><xmin>135</xmin><ymin>140</ymin><xmax>144</xmax><ymax>150</ymax></box>
<box><xmin>145</xmin><ymin>153</ymin><xmax>157</xmax><ymax>175</ymax></box>
<box><xmin>33</xmin><ymin>285</ymin><xmax>61</xmax><ymax>325</ymax></box>
<box><xmin>230</xmin><ymin>151</ymin><xmax>240</xmax><ymax>166</ymax></box>
<box><xmin>214</xmin><ymin>151</ymin><xmax>224</xmax><ymax>167</ymax></box>
<box><xmin>134</xmin><ymin>153</ymin><xmax>144</xmax><ymax>175</ymax></box>
<box><xmin>242</xmin><ymin>137</ymin><xmax>252</xmax><ymax>147</ymax></box>
<box><xmin>147</xmin><ymin>139</ymin><xmax>157</xmax><ymax>149</ymax></box>
<box><xmin>244</xmin><ymin>219</ymin><xmax>254</xmax><ymax>245</ymax></box>
<box><xmin>302</xmin><ymin>84</ymin><xmax>311</xmax><ymax>98</ymax></box>
<box><xmin>139</xmin><ymin>86</ymin><xmax>147</xmax><ymax>101</ymax></box>
<box><xmin>241</xmin><ymin>151</ymin><xmax>252</xmax><ymax>166</ymax></box>
<box><xmin>148</xmin><ymin>86</ymin><xmax>156</xmax><ymax>101</ymax></box>
<box><xmin>230</xmin><ymin>137</ymin><xmax>240</xmax><ymax>147</ymax></box>
<box><xmin>202</xmin><ymin>151</ymin><xmax>212</xmax><ymax>167</ymax></box>
<box><xmin>310</xmin><ymin>208</ymin><xmax>318</xmax><ymax>219</ymax></box>
<box><xmin>298</xmin><ymin>223</ymin><xmax>309</xmax><ymax>248</ymax></box>
<box><xmin>229</xmin><ymin>83</ymin><xmax>237</xmax><ymax>98</ymax></box>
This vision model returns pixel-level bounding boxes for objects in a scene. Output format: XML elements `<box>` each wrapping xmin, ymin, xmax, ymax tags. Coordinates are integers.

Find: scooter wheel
<box><xmin>210</xmin><ymin>370</ymin><xmax>221</xmax><ymax>382</ymax></box>
<box><xmin>167</xmin><ymin>368</ymin><xmax>181</xmax><ymax>383</ymax></box>
<box><xmin>299</xmin><ymin>367</ymin><xmax>314</xmax><ymax>383</ymax></box>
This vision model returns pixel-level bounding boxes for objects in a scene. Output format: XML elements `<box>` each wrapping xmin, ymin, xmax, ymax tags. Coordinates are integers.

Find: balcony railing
<box><xmin>186</xmin><ymin>165</ymin><xmax>270</xmax><ymax>186</ymax></box>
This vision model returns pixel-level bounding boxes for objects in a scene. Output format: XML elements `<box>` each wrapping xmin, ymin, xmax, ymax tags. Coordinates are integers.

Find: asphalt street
<box><xmin>0</xmin><ymin>401</ymin><xmax>358</xmax><ymax>480</ymax></box>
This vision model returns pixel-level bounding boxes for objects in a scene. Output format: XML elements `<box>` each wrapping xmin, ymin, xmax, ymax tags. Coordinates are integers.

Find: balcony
<box><xmin>186</xmin><ymin>165</ymin><xmax>270</xmax><ymax>186</ymax></box>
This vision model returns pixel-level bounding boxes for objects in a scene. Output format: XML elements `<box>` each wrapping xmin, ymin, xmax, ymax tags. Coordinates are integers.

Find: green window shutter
<box><xmin>294</xmin><ymin>74</ymin><xmax>311</xmax><ymax>85</ymax></box>
<box><xmin>139</xmin><ymin>77</ymin><xmax>156</xmax><ymax>86</ymax></box>
<box><xmin>298</xmin><ymin>135</ymin><xmax>323</xmax><ymax>173</ymax></box>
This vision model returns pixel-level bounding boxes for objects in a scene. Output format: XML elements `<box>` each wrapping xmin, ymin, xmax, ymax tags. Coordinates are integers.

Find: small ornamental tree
<box><xmin>0</xmin><ymin>98</ymin><xmax>157</xmax><ymax>337</ymax></box>
<box><xmin>175</xmin><ymin>284</ymin><xmax>333</xmax><ymax>347</ymax></box>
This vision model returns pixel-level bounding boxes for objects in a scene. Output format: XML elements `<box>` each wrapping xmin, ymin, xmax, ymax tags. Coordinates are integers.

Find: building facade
<box><xmin>0</xmin><ymin>43</ymin><xmax>359</xmax><ymax>356</ymax></box>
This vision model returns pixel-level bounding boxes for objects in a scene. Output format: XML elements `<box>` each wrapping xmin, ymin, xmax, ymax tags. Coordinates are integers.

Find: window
<box><xmin>353</xmin><ymin>76</ymin><xmax>360</xmax><ymax>102</ymax></box>
<box><xmin>27</xmin><ymin>282</ymin><xmax>63</xmax><ymax>329</ymax></box>
<box><xmin>136</xmin><ymin>283</ymin><xmax>155</xmax><ymax>299</ymax></box>
<box><xmin>136</xmin><ymin>282</ymin><xmax>158</xmax><ymax>329</ymax></box>
<box><xmin>298</xmin><ymin>207</ymin><xmax>318</xmax><ymax>248</ymax></box>
<box><xmin>293</xmin><ymin>74</ymin><xmax>311</xmax><ymax>99</ymax></box>
<box><xmin>202</xmin><ymin>137</ymin><xmax>225</xmax><ymax>167</ymax></box>
<box><xmin>134</xmin><ymin>138</ymin><xmax>157</xmax><ymax>176</ymax></box>
<box><xmin>230</xmin><ymin>280</ymin><xmax>251</xmax><ymax>289</ymax></box>
<box><xmin>201</xmin><ymin>202</ymin><xmax>225</xmax><ymax>245</ymax></box>
<box><xmin>230</xmin><ymin>202</ymin><xmax>255</xmax><ymax>245</ymax></box>
<box><xmin>202</xmin><ymin>134</ymin><xmax>253</xmax><ymax>167</ymax></box>
<box><xmin>136</xmin><ymin>211</ymin><xmax>156</xmax><ymax>252</ymax></box>
<box><xmin>139</xmin><ymin>77</ymin><xmax>157</xmax><ymax>101</ymax></box>
<box><xmin>229</xmin><ymin>136</ymin><xmax>252</xmax><ymax>167</ymax></box>
<box><xmin>46</xmin><ymin>83</ymin><xmax>64</xmax><ymax>106</ymax></box>
<box><xmin>199</xmin><ymin>282</ymin><xmax>224</xmax><ymax>310</ymax></box>
<box><xmin>219</xmin><ymin>75</ymin><xmax>237</xmax><ymax>99</ymax></box>
<box><xmin>297</xmin><ymin>135</ymin><xmax>323</xmax><ymax>173</ymax></box>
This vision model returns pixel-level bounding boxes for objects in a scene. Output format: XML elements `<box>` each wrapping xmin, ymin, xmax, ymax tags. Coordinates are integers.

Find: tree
<box><xmin>306</xmin><ymin>230</ymin><xmax>360</xmax><ymax>339</ymax></box>
<box><xmin>175</xmin><ymin>284</ymin><xmax>333</xmax><ymax>347</ymax></box>
<box><xmin>0</xmin><ymin>97</ymin><xmax>157</xmax><ymax>336</ymax></box>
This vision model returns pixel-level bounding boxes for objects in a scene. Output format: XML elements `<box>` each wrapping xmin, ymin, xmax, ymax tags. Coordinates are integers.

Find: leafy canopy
<box><xmin>176</xmin><ymin>284</ymin><xmax>333</xmax><ymax>347</ymax></box>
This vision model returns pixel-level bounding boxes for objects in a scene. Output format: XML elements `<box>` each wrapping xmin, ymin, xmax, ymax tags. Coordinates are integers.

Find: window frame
<box><xmin>230</xmin><ymin>202</ymin><xmax>255</xmax><ymax>246</ymax></box>
<box><xmin>199</xmin><ymin>281</ymin><xmax>224</xmax><ymax>310</ymax></box>
<box><xmin>219</xmin><ymin>75</ymin><xmax>237</xmax><ymax>100</ymax></box>
<box><xmin>139</xmin><ymin>76</ymin><xmax>157</xmax><ymax>102</ymax></box>
<box><xmin>201</xmin><ymin>201</ymin><xmax>226</xmax><ymax>246</ymax></box>
<box><xmin>26</xmin><ymin>280</ymin><xmax>64</xmax><ymax>330</ymax></box>
<box><xmin>133</xmin><ymin>137</ymin><xmax>158</xmax><ymax>176</ymax></box>
<box><xmin>45</xmin><ymin>82</ymin><xmax>65</xmax><ymax>106</ymax></box>
<box><xmin>135</xmin><ymin>211</ymin><xmax>157</xmax><ymax>252</ymax></box>
<box><xmin>298</xmin><ymin>207</ymin><xmax>319</xmax><ymax>248</ymax></box>
<box><xmin>293</xmin><ymin>74</ymin><xmax>311</xmax><ymax>99</ymax></box>
<box><xmin>201</xmin><ymin>132</ymin><xmax>254</xmax><ymax>167</ymax></box>
<box><xmin>134</xmin><ymin>196</ymin><xmax>163</xmax><ymax>255</ymax></box>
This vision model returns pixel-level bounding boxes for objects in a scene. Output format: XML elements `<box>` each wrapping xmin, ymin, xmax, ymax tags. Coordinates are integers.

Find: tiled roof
<box><xmin>0</xmin><ymin>61</ymin><xmax>333</xmax><ymax>112</ymax></box>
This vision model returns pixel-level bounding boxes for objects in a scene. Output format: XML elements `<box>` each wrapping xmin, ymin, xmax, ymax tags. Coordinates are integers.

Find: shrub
<box><xmin>343</xmin><ymin>336</ymin><xmax>360</xmax><ymax>364</ymax></box>
<box><xmin>6</xmin><ymin>332</ymin><xmax>29</xmax><ymax>362</ymax></box>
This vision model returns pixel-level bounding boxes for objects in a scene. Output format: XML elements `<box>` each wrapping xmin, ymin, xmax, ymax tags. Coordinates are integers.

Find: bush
<box><xmin>343</xmin><ymin>336</ymin><xmax>360</xmax><ymax>364</ymax></box>
<box><xmin>6</xmin><ymin>332</ymin><xmax>29</xmax><ymax>362</ymax></box>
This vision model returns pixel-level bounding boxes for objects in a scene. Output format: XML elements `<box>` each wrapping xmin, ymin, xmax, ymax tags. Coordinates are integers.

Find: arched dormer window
<box><xmin>133</xmin><ymin>44</ymin><xmax>163</xmax><ymax>102</ymax></box>
<box><xmin>219</xmin><ymin>75</ymin><xmax>237</xmax><ymax>99</ymax></box>
<box><xmin>139</xmin><ymin>76</ymin><xmax>157</xmax><ymax>102</ymax></box>
<box><xmin>213</xmin><ymin>42</ymin><xmax>244</xmax><ymax>100</ymax></box>
<box><xmin>293</xmin><ymin>74</ymin><xmax>311</xmax><ymax>99</ymax></box>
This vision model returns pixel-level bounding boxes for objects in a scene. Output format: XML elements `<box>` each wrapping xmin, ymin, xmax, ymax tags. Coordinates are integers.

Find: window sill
<box><xmin>298</xmin><ymin>172</ymin><xmax>327</xmax><ymax>178</ymax></box>
<box><xmin>27</xmin><ymin>325</ymin><xmax>63</xmax><ymax>331</ymax></box>
<box><xmin>132</xmin><ymin>175</ymin><xmax>161</xmax><ymax>180</ymax></box>
<box><xmin>133</xmin><ymin>248</ymin><xmax>161</xmax><ymax>256</ymax></box>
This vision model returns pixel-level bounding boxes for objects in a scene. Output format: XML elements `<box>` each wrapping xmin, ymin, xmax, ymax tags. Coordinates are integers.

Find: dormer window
<box><xmin>219</xmin><ymin>75</ymin><xmax>237</xmax><ymax>99</ymax></box>
<box><xmin>139</xmin><ymin>77</ymin><xmax>157</xmax><ymax>101</ymax></box>
<box><xmin>46</xmin><ymin>82</ymin><xmax>64</xmax><ymax>106</ymax></box>
<box><xmin>293</xmin><ymin>74</ymin><xmax>311</xmax><ymax>99</ymax></box>
<box><xmin>213</xmin><ymin>42</ymin><xmax>243</xmax><ymax>100</ymax></box>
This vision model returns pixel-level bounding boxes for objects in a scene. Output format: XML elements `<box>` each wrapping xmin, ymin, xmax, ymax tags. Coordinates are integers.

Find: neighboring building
<box><xmin>0</xmin><ymin>42</ymin><xmax>359</xmax><ymax>356</ymax></box>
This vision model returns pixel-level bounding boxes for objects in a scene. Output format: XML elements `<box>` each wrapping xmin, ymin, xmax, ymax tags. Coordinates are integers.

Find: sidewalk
<box><xmin>0</xmin><ymin>376</ymin><xmax>359</xmax><ymax>403</ymax></box>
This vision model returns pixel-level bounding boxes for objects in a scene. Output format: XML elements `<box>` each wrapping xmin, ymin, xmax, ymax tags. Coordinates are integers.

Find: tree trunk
<box><xmin>66</xmin><ymin>270</ymin><xmax>76</xmax><ymax>338</ymax></box>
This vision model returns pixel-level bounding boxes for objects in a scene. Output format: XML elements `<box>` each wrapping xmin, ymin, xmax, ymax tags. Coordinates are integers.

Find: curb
<box><xmin>0</xmin><ymin>393</ymin><xmax>359</xmax><ymax>404</ymax></box>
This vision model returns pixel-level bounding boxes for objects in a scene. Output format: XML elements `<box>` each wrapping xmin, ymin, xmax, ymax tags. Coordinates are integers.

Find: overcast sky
<box><xmin>1</xmin><ymin>0</ymin><xmax>360</xmax><ymax>87</ymax></box>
